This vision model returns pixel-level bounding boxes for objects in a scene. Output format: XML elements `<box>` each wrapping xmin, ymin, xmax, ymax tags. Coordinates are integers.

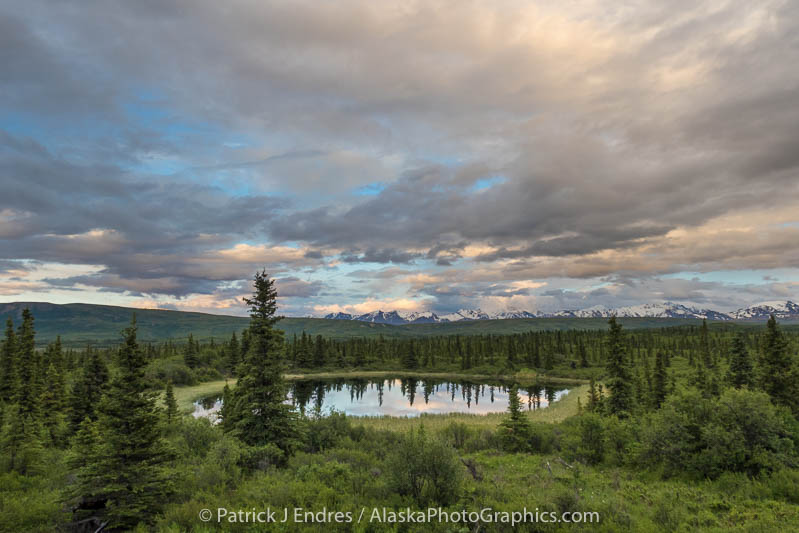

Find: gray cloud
<box><xmin>1</xmin><ymin>0</ymin><xmax>798</xmax><ymax>312</ymax></box>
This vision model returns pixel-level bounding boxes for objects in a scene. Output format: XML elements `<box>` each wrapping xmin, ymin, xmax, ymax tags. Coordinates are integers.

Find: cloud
<box><xmin>313</xmin><ymin>297</ymin><xmax>433</xmax><ymax>316</ymax></box>
<box><xmin>1</xmin><ymin>0</ymin><xmax>798</xmax><ymax>314</ymax></box>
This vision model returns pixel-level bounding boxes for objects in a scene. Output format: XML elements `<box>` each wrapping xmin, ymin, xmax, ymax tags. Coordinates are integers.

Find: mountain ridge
<box><xmin>1</xmin><ymin>300</ymin><xmax>796</xmax><ymax>346</ymax></box>
<box><xmin>324</xmin><ymin>300</ymin><xmax>799</xmax><ymax>325</ymax></box>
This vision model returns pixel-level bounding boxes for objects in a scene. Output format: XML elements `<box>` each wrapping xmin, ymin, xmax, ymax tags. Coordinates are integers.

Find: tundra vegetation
<box><xmin>1</xmin><ymin>272</ymin><xmax>799</xmax><ymax>531</ymax></box>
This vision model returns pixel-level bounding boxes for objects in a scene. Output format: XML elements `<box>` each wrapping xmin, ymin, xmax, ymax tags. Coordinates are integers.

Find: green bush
<box><xmin>304</xmin><ymin>411</ymin><xmax>351</xmax><ymax>453</ymax></box>
<box><xmin>145</xmin><ymin>356</ymin><xmax>197</xmax><ymax>387</ymax></box>
<box><xmin>575</xmin><ymin>413</ymin><xmax>606</xmax><ymax>465</ymax></box>
<box><xmin>172</xmin><ymin>417</ymin><xmax>219</xmax><ymax>459</ymax></box>
<box><xmin>385</xmin><ymin>426</ymin><xmax>463</xmax><ymax>506</ymax></box>
<box><xmin>765</xmin><ymin>468</ymin><xmax>799</xmax><ymax>504</ymax></box>
<box><xmin>641</xmin><ymin>387</ymin><xmax>797</xmax><ymax>478</ymax></box>
<box><xmin>442</xmin><ymin>421</ymin><xmax>472</xmax><ymax>449</ymax></box>
<box><xmin>464</xmin><ymin>428</ymin><xmax>499</xmax><ymax>453</ymax></box>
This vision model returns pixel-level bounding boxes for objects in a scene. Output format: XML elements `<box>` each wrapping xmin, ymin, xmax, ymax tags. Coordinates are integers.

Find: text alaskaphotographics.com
<box><xmin>203</xmin><ymin>507</ymin><xmax>600</xmax><ymax>526</ymax></box>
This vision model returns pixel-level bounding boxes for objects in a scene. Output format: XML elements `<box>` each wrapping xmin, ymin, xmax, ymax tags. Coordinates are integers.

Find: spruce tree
<box><xmin>164</xmin><ymin>381</ymin><xmax>178</xmax><ymax>423</ymax></box>
<box><xmin>313</xmin><ymin>335</ymin><xmax>326</xmax><ymax>367</ymax></box>
<box><xmin>0</xmin><ymin>317</ymin><xmax>17</xmax><ymax>404</ymax></box>
<box><xmin>498</xmin><ymin>385</ymin><xmax>531</xmax><ymax>452</ymax></box>
<box><xmin>604</xmin><ymin>317</ymin><xmax>634</xmax><ymax>417</ymax></box>
<box><xmin>40</xmin><ymin>362</ymin><xmax>67</xmax><ymax>446</ymax></box>
<box><xmin>699</xmin><ymin>319</ymin><xmax>713</xmax><ymax>368</ymax></box>
<box><xmin>652</xmin><ymin>351</ymin><xmax>667</xmax><ymax>408</ymax></box>
<box><xmin>1</xmin><ymin>405</ymin><xmax>45</xmax><ymax>475</ymax></box>
<box><xmin>758</xmin><ymin>315</ymin><xmax>798</xmax><ymax>411</ymax></box>
<box><xmin>70</xmin><ymin>316</ymin><xmax>173</xmax><ymax>530</ymax></box>
<box><xmin>586</xmin><ymin>377</ymin><xmax>600</xmax><ymax>412</ymax></box>
<box><xmin>579</xmin><ymin>341</ymin><xmax>589</xmax><ymax>368</ymax></box>
<box><xmin>227</xmin><ymin>332</ymin><xmax>240</xmax><ymax>373</ymax></box>
<box><xmin>218</xmin><ymin>382</ymin><xmax>232</xmax><ymax>426</ymax></box>
<box><xmin>184</xmin><ymin>333</ymin><xmax>199</xmax><ymax>369</ymax></box>
<box><xmin>296</xmin><ymin>332</ymin><xmax>312</xmax><ymax>367</ymax></box>
<box><xmin>223</xmin><ymin>271</ymin><xmax>301</xmax><ymax>462</ymax></box>
<box><xmin>543</xmin><ymin>350</ymin><xmax>554</xmax><ymax>370</ymax></box>
<box><xmin>15</xmin><ymin>309</ymin><xmax>39</xmax><ymax>420</ymax></box>
<box><xmin>68</xmin><ymin>349</ymin><xmax>110</xmax><ymax>433</ymax></box>
<box><xmin>727</xmin><ymin>335</ymin><xmax>754</xmax><ymax>389</ymax></box>
<box><xmin>402</xmin><ymin>341</ymin><xmax>418</xmax><ymax>369</ymax></box>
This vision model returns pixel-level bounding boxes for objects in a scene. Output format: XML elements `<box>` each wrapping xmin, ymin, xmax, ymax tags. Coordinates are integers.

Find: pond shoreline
<box><xmin>173</xmin><ymin>370</ymin><xmax>588</xmax><ymax>417</ymax></box>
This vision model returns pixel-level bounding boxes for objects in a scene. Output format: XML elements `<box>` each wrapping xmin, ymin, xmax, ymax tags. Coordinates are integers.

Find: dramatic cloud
<box><xmin>1</xmin><ymin>0</ymin><xmax>797</xmax><ymax>315</ymax></box>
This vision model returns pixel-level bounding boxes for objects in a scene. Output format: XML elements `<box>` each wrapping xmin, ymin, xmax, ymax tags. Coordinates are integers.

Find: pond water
<box><xmin>193</xmin><ymin>377</ymin><xmax>571</xmax><ymax>422</ymax></box>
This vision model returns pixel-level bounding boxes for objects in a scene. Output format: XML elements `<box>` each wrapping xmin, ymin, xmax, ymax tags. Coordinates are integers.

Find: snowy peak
<box><xmin>492</xmin><ymin>310</ymin><xmax>538</xmax><ymax>320</ymax></box>
<box><xmin>354</xmin><ymin>310</ymin><xmax>407</xmax><ymax>325</ymax></box>
<box><xmin>324</xmin><ymin>312</ymin><xmax>354</xmax><ymax>320</ymax></box>
<box><xmin>321</xmin><ymin>301</ymin><xmax>799</xmax><ymax>324</ymax></box>
<box><xmin>401</xmin><ymin>311</ymin><xmax>442</xmax><ymax>324</ymax></box>
<box><xmin>595</xmin><ymin>302</ymin><xmax>723</xmax><ymax>319</ymax></box>
<box><xmin>731</xmin><ymin>301</ymin><xmax>799</xmax><ymax>320</ymax></box>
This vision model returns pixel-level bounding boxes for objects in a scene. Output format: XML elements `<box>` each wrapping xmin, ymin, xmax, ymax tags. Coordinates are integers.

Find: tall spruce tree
<box><xmin>727</xmin><ymin>335</ymin><xmax>754</xmax><ymax>389</ymax></box>
<box><xmin>498</xmin><ymin>385</ymin><xmax>531</xmax><ymax>452</ymax></box>
<box><xmin>1</xmin><ymin>310</ymin><xmax>45</xmax><ymax>474</ymax></box>
<box><xmin>227</xmin><ymin>332</ymin><xmax>240</xmax><ymax>373</ymax></box>
<box><xmin>163</xmin><ymin>382</ymin><xmax>178</xmax><ymax>423</ymax></box>
<box><xmin>0</xmin><ymin>317</ymin><xmax>17</xmax><ymax>404</ymax></box>
<box><xmin>223</xmin><ymin>271</ymin><xmax>301</xmax><ymax>462</ymax></box>
<box><xmin>758</xmin><ymin>315</ymin><xmax>798</xmax><ymax>411</ymax></box>
<box><xmin>402</xmin><ymin>341</ymin><xmax>418</xmax><ymax>369</ymax></box>
<box><xmin>70</xmin><ymin>316</ymin><xmax>173</xmax><ymax>530</ymax></box>
<box><xmin>184</xmin><ymin>333</ymin><xmax>199</xmax><ymax>369</ymax></box>
<box><xmin>605</xmin><ymin>317</ymin><xmax>634</xmax><ymax>417</ymax></box>
<box><xmin>40</xmin><ymin>361</ymin><xmax>67</xmax><ymax>446</ymax></box>
<box><xmin>1</xmin><ymin>406</ymin><xmax>45</xmax><ymax>475</ymax></box>
<box><xmin>15</xmin><ymin>309</ymin><xmax>39</xmax><ymax>420</ymax></box>
<box><xmin>586</xmin><ymin>377</ymin><xmax>600</xmax><ymax>412</ymax></box>
<box><xmin>68</xmin><ymin>349</ymin><xmax>110</xmax><ymax>433</ymax></box>
<box><xmin>652</xmin><ymin>351</ymin><xmax>668</xmax><ymax>408</ymax></box>
<box><xmin>313</xmin><ymin>335</ymin><xmax>326</xmax><ymax>367</ymax></box>
<box><xmin>578</xmin><ymin>341</ymin><xmax>589</xmax><ymax>368</ymax></box>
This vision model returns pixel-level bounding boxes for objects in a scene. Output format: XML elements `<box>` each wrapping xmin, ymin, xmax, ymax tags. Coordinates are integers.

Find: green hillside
<box><xmin>0</xmin><ymin>301</ymin><xmax>773</xmax><ymax>347</ymax></box>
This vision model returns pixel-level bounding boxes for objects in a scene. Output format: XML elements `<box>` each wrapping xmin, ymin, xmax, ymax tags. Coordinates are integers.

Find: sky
<box><xmin>1</xmin><ymin>0</ymin><xmax>798</xmax><ymax>317</ymax></box>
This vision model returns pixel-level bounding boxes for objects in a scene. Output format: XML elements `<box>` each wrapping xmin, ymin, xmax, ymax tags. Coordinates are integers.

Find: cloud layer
<box><xmin>1</xmin><ymin>0</ymin><xmax>798</xmax><ymax>315</ymax></box>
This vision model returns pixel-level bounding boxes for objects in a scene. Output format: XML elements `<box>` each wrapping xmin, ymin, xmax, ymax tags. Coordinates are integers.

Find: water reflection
<box><xmin>194</xmin><ymin>377</ymin><xmax>570</xmax><ymax>421</ymax></box>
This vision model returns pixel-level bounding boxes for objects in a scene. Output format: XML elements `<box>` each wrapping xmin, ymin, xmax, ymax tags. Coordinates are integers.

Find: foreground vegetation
<box><xmin>2</xmin><ymin>273</ymin><xmax>799</xmax><ymax>531</ymax></box>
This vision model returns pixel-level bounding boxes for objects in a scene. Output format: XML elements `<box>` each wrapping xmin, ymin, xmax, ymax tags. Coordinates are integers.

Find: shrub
<box><xmin>304</xmin><ymin>411</ymin><xmax>351</xmax><ymax>453</ymax></box>
<box><xmin>575</xmin><ymin>413</ymin><xmax>605</xmax><ymax>465</ymax></box>
<box><xmin>641</xmin><ymin>387</ymin><xmax>797</xmax><ymax>478</ymax></box>
<box><xmin>145</xmin><ymin>356</ymin><xmax>197</xmax><ymax>387</ymax></box>
<box><xmin>442</xmin><ymin>422</ymin><xmax>472</xmax><ymax>449</ymax></box>
<box><xmin>172</xmin><ymin>417</ymin><xmax>218</xmax><ymax>459</ymax></box>
<box><xmin>464</xmin><ymin>428</ymin><xmax>499</xmax><ymax>453</ymax></box>
<box><xmin>385</xmin><ymin>426</ymin><xmax>463</xmax><ymax>506</ymax></box>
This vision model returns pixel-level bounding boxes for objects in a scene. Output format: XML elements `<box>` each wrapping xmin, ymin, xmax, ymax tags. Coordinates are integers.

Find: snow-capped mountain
<box><xmin>323</xmin><ymin>312</ymin><xmax>354</xmax><ymax>320</ymax></box>
<box><xmin>731</xmin><ymin>301</ymin><xmax>799</xmax><ymax>320</ymax></box>
<box><xmin>355</xmin><ymin>310</ymin><xmax>407</xmax><ymax>325</ymax></box>
<box><xmin>402</xmin><ymin>311</ymin><xmax>442</xmax><ymax>324</ymax></box>
<box><xmin>321</xmin><ymin>301</ymin><xmax>799</xmax><ymax>324</ymax></box>
<box><xmin>554</xmin><ymin>303</ymin><xmax>730</xmax><ymax>320</ymax></box>
<box><xmin>439</xmin><ymin>308</ymin><xmax>491</xmax><ymax>322</ymax></box>
<box><xmin>492</xmin><ymin>310</ymin><xmax>538</xmax><ymax>320</ymax></box>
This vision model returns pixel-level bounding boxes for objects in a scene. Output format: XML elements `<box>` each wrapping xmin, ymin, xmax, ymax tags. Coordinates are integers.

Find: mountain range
<box><xmin>324</xmin><ymin>301</ymin><xmax>799</xmax><ymax>325</ymax></box>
